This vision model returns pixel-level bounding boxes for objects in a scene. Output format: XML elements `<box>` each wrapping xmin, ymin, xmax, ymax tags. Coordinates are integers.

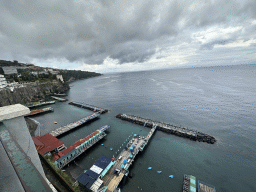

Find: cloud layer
<box><xmin>0</xmin><ymin>0</ymin><xmax>255</xmax><ymax>72</ymax></box>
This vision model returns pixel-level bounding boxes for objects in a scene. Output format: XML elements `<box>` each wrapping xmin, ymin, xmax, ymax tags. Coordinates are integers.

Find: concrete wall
<box><xmin>0</xmin><ymin>104</ymin><xmax>46</xmax><ymax>179</ymax></box>
<box><xmin>3</xmin><ymin>116</ymin><xmax>47</xmax><ymax>179</ymax></box>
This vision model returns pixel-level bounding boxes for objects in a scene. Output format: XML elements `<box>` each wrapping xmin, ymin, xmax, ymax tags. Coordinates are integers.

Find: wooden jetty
<box><xmin>54</xmin><ymin>125</ymin><xmax>110</xmax><ymax>169</ymax></box>
<box><xmin>69</xmin><ymin>101</ymin><xmax>108</xmax><ymax>114</ymax></box>
<box><xmin>51</xmin><ymin>96</ymin><xmax>68</xmax><ymax>102</ymax></box>
<box><xmin>27</xmin><ymin>101</ymin><xmax>55</xmax><ymax>108</ymax></box>
<box><xmin>54</xmin><ymin>93</ymin><xmax>67</xmax><ymax>97</ymax></box>
<box><xmin>116</xmin><ymin>114</ymin><xmax>216</xmax><ymax>144</ymax></box>
<box><xmin>101</xmin><ymin>126</ymin><xmax>156</xmax><ymax>192</ymax></box>
<box><xmin>50</xmin><ymin>113</ymin><xmax>100</xmax><ymax>137</ymax></box>
<box><xmin>25</xmin><ymin>107</ymin><xmax>54</xmax><ymax>117</ymax></box>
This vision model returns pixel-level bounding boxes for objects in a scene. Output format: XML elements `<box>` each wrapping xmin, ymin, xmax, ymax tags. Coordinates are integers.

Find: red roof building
<box><xmin>58</xmin><ymin>130</ymin><xmax>99</xmax><ymax>157</ymax></box>
<box><xmin>32</xmin><ymin>133</ymin><xmax>65</xmax><ymax>155</ymax></box>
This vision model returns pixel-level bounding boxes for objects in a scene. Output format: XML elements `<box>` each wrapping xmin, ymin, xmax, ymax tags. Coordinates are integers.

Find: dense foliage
<box><xmin>0</xmin><ymin>59</ymin><xmax>25</xmax><ymax>67</ymax></box>
<box><xmin>44</xmin><ymin>155</ymin><xmax>81</xmax><ymax>192</ymax></box>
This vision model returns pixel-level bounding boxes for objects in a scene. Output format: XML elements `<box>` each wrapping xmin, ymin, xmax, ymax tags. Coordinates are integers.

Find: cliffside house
<box><xmin>0</xmin><ymin>74</ymin><xmax>7</xmax><ymax>88</ymax></box>
<box><xmin>56</xmin><ymin>74</ymin><xmax>64</xmax><ymax>82</ymax></box>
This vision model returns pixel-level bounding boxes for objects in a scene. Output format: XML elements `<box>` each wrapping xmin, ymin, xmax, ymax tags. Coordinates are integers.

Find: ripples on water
<box><xmin>33</xmin><ymin>64</ymin><xmax>256</xmax><ymax>192</ymax></box>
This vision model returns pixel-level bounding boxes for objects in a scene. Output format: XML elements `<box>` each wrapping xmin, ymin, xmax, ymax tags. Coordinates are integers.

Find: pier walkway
<box><xmin>69</xmin><ymin>101</ymin><xmax>108</xmax><ymax>114</ymax></box>
<box><xmin>50</xmin><ymin>113</ymin><xmax>100</xmax><ymax>137</ymax></box>
<box><xmin>27</xmin><ymin>101</ymin><xmax>55</xmax><ymax>108</ymax></box>
<box><xmin>101</xmin><ymin>126</ymin><xmax>156</xmax><ymax>192</ymax></box>
<box><xmin>116</xmin><ymin>114</ymin><xmax>216</xmax><ymax>144</ymax></box>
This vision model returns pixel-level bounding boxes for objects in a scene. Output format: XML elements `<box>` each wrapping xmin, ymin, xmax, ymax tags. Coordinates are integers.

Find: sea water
<box><xmin>33</xmin><ymin>64</ymin><xmax>256</xmax><ymax>192</ymax></box>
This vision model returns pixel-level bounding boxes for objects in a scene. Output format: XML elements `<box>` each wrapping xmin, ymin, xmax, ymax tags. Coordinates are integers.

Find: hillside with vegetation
<box><xmin>0</xmin><ymin>59</ymin><xmax>102</xmax><ymax>107</ymax></box>
<box><xmin>0</xmin><ymin>59</ymin><xmax>102</xmax><ymax>82</ymax></box>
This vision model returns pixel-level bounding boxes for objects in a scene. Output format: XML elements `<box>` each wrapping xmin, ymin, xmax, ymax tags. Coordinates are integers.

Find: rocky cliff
<box><xmin>0</xmin><ymin>81</ymin><xmax>69</xmax><ymax>107</ymax></box>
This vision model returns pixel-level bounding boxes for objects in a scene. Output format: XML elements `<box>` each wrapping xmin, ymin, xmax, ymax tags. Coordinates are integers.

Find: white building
<box><xmin>0</xmin><ymin>74</ymin><xmax>7</xmax><ymax>88</ymax></box>
<box><xmin>56</xmin><ymin>74</ymin><xmax>64</xmax><ymax>82</ymax></box>
<box><xmin>31</xmin><ymin>71</ymin><xmax>38</xmax><ymax>76</ymax></box>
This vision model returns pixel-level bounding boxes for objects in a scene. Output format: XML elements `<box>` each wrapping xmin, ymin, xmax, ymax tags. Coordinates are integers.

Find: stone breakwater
<box><xmin>116</xmin><ymin>114</ymin><xmax>216</xmax><ymax>144</ymax></box>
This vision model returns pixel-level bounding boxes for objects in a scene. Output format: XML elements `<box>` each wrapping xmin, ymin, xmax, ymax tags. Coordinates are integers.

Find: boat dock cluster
<box><xmin>54</xmin><ymin>125</ymin><xmax>110</xmax><ymax>169</ymax></box>
<box><xmin>101</xmin><ymin>126</ymin><xmax>156</xmax><ymax>192</ymax></box>
<box><xmin>50</xmin><ymin>113</ymin><xmax>100</xmax><ymax>137</ymax></box>
<box><xmin>69</xmin><ymin>101</ymin><xmax>108</xmax><ymax>114</ymax></box>
<box><xmin>51</xmin><ymin>96</ymin><xmax>68</xmax><ymax>102</ymax></box>
<box><xmin>116</xmin><ymin>113</ymin><xmax>216</xmax><ymax>144</ymax></box>
<box><xmin>30</xmin><ymin>99</ymin><xmax>217</xmax><ymax>191</ymax></box>
<box><xmin>25</xmin><ymin>107</ymin><xmax>54</xmax><ymax>117</ymax></box>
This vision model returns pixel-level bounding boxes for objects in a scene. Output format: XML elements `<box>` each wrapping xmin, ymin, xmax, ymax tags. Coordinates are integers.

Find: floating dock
<box><xmin>116</xmin><ymin>114</ymin><xmax>216</xmax><ymax>144</ymax></box>
<box><xmin>183</xmin><ymin>175</ymin><xmax>196</xmax><ymax>192</ymax></box>
<box><xmin>25</xmin><ymin>107</ymin><xmax>54</xmax><ymax>117</ymax></box>
<box><xmin>101</xmin><ymin>126</ymin><xmax>157</xmax><ymax>192</ymax></box>
<box><xmin>69</xmin><ymin>101</ymin><xmax>108</xmax><ymax>114</ymax></box>
<box><xmin>54</xmin><ymin>125</ymin><xmax>110</xmax><ymax>169</ymax></box>
<box><xmin>51</xmin><ymin>96</ymin><xmax>68</xmax><ymax>102</ymax></box>
<box><xmin>50</xmin><ymin>113</ymin><xmax>100</xmax><ymax>137</ymax></box>
<box><xmin>27</xmin><ymin>101</ymin><xmax>55</xmax><ymax>108</ymax></box>
<box><xmin>198</xmin><ymin>180</ymin><xmax>216</xmax><ymax>192</ymax></box>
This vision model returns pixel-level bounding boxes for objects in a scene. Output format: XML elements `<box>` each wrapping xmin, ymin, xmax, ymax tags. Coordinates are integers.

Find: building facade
<box><xmin>2</xmin><ymin>66</ymin><xmax>18</xmax><ymax>75</ymax></box>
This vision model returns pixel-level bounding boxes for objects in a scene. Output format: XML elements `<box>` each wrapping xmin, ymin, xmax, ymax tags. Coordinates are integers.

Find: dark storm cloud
<box><xmin>200</xmin><ymin>39</ymin><xmax>232</xmax><ymax>50</ymax></box>
<box><xmin>110</xmin><ymin>44</ymin><xmax>156</xmax><ymax>64</ymax></box>
<box><xmin>0</xmin><ymin>0</ymin><xmax>255</xmax><ymax>67</ymax></box>
<box><xmin>199</xmin><ymin>28</ymin><xmax>242</xmax><ymax>50</ymax></box>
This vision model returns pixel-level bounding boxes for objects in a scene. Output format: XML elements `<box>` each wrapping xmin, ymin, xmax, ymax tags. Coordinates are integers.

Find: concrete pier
<box><xmin>69</xmin><ymin>101</ymin><xmax>108</xmax><ymax>114</ymax></box>
<box><xmin>116</xmin><ymin>114</ymin><xmax>216</xmax><ymax>144</ymax></box>
<box><xmin>50</xmin><ymin>113</ymin><xmax>100</xmax><ymax>137</ymax></box>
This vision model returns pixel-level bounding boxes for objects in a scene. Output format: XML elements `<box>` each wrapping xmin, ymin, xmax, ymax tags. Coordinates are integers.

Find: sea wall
<box><xmin>0</xmin><ymin>82</ymin><xmax>69</xmax><ymax>107</ymax></box>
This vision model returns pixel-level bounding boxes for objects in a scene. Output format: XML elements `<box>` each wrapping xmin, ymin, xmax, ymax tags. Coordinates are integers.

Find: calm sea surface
<box><xmin>33</xmin><ymin>64</ymin><xmax>256</xmax><ymax>192</ymax></box>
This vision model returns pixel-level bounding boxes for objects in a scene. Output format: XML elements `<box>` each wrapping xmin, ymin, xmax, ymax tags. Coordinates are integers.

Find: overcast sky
<box><xmin>0</xmin><ymin>0</ymin><xmax>256</xmax><ymax>73</ymax></box>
